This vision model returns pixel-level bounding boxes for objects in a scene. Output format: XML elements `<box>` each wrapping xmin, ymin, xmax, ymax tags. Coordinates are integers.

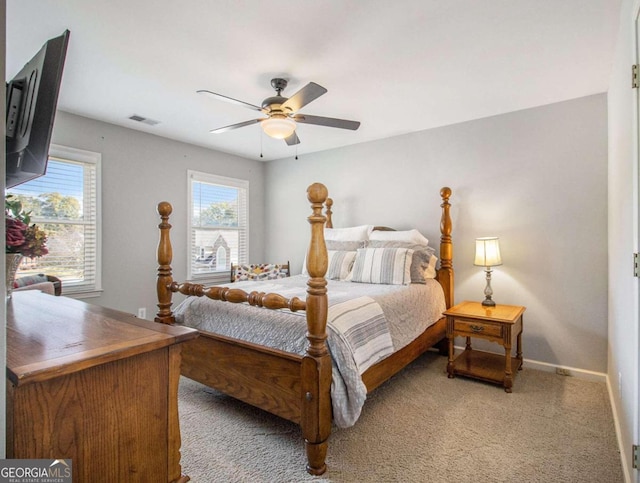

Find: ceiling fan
<box><xmin>197</xmin><ymin>78</ymin><xmax>360</xmax><ymax>146</ymax></box>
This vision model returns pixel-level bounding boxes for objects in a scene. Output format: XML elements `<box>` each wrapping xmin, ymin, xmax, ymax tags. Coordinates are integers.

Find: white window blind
<box><xmin>7</xmin><ymin>144</ymin><xmax>101</xmax><ymax>295</ymax></box>
<box><xmin>188</xmin><ymin>170</ymin><xmax>248</xmax><ymax>281</ymax></box>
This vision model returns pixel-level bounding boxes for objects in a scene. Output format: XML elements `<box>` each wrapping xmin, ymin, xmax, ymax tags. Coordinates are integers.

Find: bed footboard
<box><xmin>155</xmin><ymin>183</ymin><xmax>332</xmax><ymax>476</ymax></box>
<box><xmin>180</xmin><ymin>332</ymin><xmax>305</xmax><ymax>422</ymax></box>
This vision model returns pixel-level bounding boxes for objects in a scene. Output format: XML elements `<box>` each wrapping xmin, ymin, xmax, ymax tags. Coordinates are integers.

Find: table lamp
<box><xmin>474</xmin><ymin>237</ymin><xmax>502</xmax><ymax>307</ymax></box>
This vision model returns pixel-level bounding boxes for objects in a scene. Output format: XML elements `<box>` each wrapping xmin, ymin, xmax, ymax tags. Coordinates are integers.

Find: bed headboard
<box><xmin>324</xmin><ymin>188</ymin><xmax>453</xmax><ymax>308</ymax></box>
<box><xmin>155</xmin><ymin>185</ymin><xmax>453</xmax><ymax>323</ymax></box>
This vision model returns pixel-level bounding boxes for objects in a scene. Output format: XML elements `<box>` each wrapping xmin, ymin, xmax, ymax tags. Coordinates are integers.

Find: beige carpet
<box><xmin>178</xmin><ymin>351</ymin><xmax>624</xmax><ymax>482</ymax></box>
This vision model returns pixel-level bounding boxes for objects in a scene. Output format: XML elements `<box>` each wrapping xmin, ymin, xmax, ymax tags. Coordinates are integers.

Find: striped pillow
<box><xmin>367</xmin><ymin>240</ymin><xmax>436</xmax><ymax>284</ymax></box>
<box><xmin>327</xmin><ymin>250</ymin><xmax>357</xmax><ymax>280</ymax></box>
<box><xmin>349</xmin><ymin>247</ymin><xmax>414</xmax><ymax>285</ymax></box>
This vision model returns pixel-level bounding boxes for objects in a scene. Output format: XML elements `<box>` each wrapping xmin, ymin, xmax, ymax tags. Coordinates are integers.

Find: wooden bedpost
<box><xmin>301</xmin><ymin>183</ymin><xmax>331</xmax><ymax>476</ymax></box>
<box><xmin>437</xmin><ymin>187</ymin><xmax>454</xmax><ymax>309</ymax></box>
<box><xmin>156</xmin><ymin>201</ymin><xmax>176</xmax><ymax>324</ymax></box>
<box><xmin>325</xmin><ymin>197</ymin><xmax>333</xmax><ymax>229</ymax></box>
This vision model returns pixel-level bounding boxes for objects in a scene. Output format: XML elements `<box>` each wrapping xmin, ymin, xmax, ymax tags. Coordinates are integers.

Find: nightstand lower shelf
<box><xmin>450</xmin><ymin>349</ymin><xmax>522</xmax><ymax>387</ymax></box>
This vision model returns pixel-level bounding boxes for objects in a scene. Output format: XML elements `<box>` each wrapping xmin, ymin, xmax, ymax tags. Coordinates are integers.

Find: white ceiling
<box><xmin>7</xmin><ymin>1</ymin><xmax>622</xmax><ymax>162</ymax></box>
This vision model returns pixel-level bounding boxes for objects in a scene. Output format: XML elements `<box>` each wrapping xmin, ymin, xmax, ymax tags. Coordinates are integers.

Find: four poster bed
<box><xmin>155</xmin><ymin>183</ymin><xmax>454</xmax><ymax>476</ymax></box>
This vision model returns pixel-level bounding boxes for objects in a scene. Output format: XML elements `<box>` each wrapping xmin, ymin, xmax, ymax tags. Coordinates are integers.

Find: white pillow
<box><xmin>326</xmin><ymin>250</ymin><xmax>357</xmax><ymax>280</ymax></box>
<box><xmin>326</xmin><ymin>240</ymin><xmax>365</xmax><ymax>251</ymax></box>
<box><xmin>349</xmin><ymin>247</ymin><xmax>414</xmax><ymax>285</ymax></box>
<box><xmin>369</xmin><ymin>229</ymin><xmax>429</xmax><ymax>246</ymax></box>
<box><xmin>325</xmin><ymin>225</ymin><xmax>373</xmax><ymax>242</ymax></box>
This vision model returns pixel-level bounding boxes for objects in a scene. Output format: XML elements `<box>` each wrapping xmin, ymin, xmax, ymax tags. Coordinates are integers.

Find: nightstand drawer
<box><xmin>454</xmin><ymin>319</ymin><xmax>502</xmax><ymax>338</ymax></box>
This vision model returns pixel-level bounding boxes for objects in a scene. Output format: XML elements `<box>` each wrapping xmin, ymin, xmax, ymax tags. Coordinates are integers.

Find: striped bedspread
<box><xmin>327</xmin><ymin>296</ymin><xmax>393</xmax><ymax>375</ymax></box>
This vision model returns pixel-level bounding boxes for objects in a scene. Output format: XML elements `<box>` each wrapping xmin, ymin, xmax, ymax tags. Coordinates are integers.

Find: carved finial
<box><xmin>440</xmin><ymin>187</ymin><xmax>451</xmax><ymax>201</ymax></box>
<box><xmin>158</xmin><ymin>201</ymin><xmax>173</xmax><ymax>217</ymax></box>
<box><xmin>307</xmin><ymin>183</ymin><xmax>329</xmax><ymax>204</ymax></box>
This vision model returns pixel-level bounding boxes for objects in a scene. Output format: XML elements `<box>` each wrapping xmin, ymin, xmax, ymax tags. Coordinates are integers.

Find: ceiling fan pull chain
<box><xmin>260</xmin><ymin>129</ymin><xmax>263</xmax><ymax>158</ymax></box>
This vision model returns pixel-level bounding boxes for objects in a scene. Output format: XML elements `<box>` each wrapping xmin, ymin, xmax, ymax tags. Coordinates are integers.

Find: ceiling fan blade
<box><xmin>281</xmin><ymin>82</ymin><xmax>327</xmax><ymax>113</ymax></box>
<box><xmin>284</xmin><ymin>131</ymin><xmax>300</xmax><ymax>146</ymax></box>
<box><xmin>293</xmin><ymin>114</ymin><xmax>360</xmax><ymax>130</ymax></box>
<box><xmin>198</xmin><ymin>89</ymin><xmax>265</xmax><ymax>112</ymax></box>
<box><xmin>210</xmin><ymin>118</ymin><xmax>265</xmax><ymax>134</ymax></box>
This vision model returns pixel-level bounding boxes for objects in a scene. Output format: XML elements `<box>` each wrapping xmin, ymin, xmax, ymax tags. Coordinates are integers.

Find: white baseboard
<box><xmin>606</xmin><ymin>375</ymin><xmax>633</xmax><ymax>483</ymax></box>
<box><xmin>522</xmin><ymin>358</ymin><xmax>607</xmax><ymax>383</ymax></box>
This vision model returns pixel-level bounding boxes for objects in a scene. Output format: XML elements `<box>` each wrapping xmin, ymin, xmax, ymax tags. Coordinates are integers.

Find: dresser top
<box><xmin>6</xmin><ymin>291</ymin><xmax>198</xmax><ymax>386</ymax></box>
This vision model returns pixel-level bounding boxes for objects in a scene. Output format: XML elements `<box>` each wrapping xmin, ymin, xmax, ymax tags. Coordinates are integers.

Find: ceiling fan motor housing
<box><xmin>262</xmin><ymin>95</ymin><xmax>289</xmax><ymax>113</ymax></box>
<box><xmin>263</xmin><ymin>78</ymin><xmax>292</xmax><ymax>113</ymax></box>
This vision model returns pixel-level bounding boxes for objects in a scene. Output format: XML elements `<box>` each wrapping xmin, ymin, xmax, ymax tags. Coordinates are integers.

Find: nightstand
<box><xmin>444</xmin><ymin>300</ymin><xmax>525</xmax><ymax>392</ymax></box>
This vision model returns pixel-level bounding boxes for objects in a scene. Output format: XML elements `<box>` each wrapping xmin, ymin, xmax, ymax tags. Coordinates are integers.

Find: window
<box><xmin>188</xmin><ymin>170</ymin><xmax>248</xmax><ymax>282</ymax></box>
<box><xmin>7</xmin><ymin>144</ymin><xmax>101</xmax><ymax>296</ymax></box>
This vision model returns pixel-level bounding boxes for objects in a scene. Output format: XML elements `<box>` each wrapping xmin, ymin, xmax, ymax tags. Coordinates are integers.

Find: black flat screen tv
<box><xmin>6</xmin><ymin>30</ymin><xmax>70</xmax><ymax>189</ymax></box>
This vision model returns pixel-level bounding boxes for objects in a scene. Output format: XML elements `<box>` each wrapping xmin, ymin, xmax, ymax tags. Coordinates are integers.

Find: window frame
<box><xmin>10</xmin><ymin>144</ymin><xmax>103</xmax><ymax>298</ymax></box>
<box><xmin>187</xmin><ymin>170</ymin><xmax>249</xmax><ymax>284</ymax></box>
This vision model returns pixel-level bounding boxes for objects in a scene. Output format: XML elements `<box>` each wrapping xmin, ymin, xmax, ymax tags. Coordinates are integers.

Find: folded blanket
<box><xmin>327</xmin><ymin>296</ymin><xmax>393</xmax><ymax>374</ymax></box>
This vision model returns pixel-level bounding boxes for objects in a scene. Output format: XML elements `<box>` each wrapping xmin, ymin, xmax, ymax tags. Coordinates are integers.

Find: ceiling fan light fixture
<box><xmin>261</xmin><ymin>114</ymin><xmax>296</xmax><ymax>139</ymax></box>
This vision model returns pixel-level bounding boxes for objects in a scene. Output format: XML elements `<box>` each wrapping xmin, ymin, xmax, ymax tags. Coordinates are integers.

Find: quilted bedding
<box><xmin>173</xmin><ymin>275</ymin><xmax>446</xmax><ymax>427</ymax></box>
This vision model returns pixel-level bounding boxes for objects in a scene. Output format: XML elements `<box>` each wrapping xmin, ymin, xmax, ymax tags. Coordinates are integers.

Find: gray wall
<box><xmin>49</xmin><ymin>94</ymin><xmax>611</xmax><ymax>392</ymax></box>
<box><xmin>265</xmin><ymin>94</ymin><xmax>609</xmax><ymax>373</ymax></box>
<box><xmin>51</xmin><ymin>111</ymin><xmax>266</xmax><ymax>318</ymax></box>
<box><xmin>607</xmin><ymin>0</ymin><xmax>638</xmax><ymax>479</ymax></box>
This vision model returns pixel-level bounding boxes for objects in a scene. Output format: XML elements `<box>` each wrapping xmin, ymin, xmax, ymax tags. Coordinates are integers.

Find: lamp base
<box><xmin>481</xmin><ymin>268</ymin><xmax>496</xmax><ymax>307</ymax></box>
<box><xmin>481</xmin><ymin>297</ymin><xmax>496</xmax><ymax>307</ymax></box>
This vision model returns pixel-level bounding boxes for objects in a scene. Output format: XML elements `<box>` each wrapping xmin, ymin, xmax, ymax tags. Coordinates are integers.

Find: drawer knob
<box><xmin>470</xmin><ymin>325</ymin><xmax>485</xmax><ymax>333</ymax></box>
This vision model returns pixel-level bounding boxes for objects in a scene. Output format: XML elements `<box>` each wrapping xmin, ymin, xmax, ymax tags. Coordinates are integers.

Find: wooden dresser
<box><xmin>6</xmin><ymin>291</ymin><xmax>198</xmax><ymax>482</ymax></box>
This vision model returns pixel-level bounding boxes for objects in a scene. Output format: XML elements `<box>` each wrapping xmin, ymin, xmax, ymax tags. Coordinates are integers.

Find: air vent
<box><xmin>128</xmin><ymin>114</ymin><xmax>160</xmax><ymax>126</ymax></box>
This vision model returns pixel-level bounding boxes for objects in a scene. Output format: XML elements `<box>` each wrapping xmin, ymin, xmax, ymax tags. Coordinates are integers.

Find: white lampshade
<box><xmin>474</xmin><ymin>237</ymin><xmax>502</xmax><ymax>267</ymax></box>
<box><xmin>261</xmin><ymin>115</ymin><xmax>296</xmax><ymax>139</ymax></box>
